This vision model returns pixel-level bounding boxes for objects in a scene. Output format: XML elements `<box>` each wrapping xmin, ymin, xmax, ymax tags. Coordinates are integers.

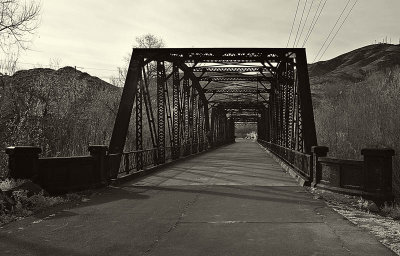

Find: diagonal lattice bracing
<box><xmin>108</xmin><ymin>48</ymin><xmax>317</xmax><ymax>178</ymax></box>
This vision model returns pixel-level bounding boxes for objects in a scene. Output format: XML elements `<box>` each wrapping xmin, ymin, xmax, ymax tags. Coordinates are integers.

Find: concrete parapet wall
<box><xmin>258</xmin><ymin>141</ymin><xmax>395</xmax><ymax>201</ymax></box>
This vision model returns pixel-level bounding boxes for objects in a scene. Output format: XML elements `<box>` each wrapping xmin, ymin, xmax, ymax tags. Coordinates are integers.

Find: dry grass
<box><xmin>314</xmin><ymin>66</ymin><xmax>400</xmax><ymax>197</ymax></box>
<box><xmin>381</xmin><ymin>202</ymin><xmax>400</xmax><ymax>220</ymax></box>
<box><xmin>0</xmin><ymin>178</ymin><xmax>25</xmax><ymax>191</ymax></box>
<box><xmin>0</xmin><ymin>179</ymin><xmax>67</xmax><ymax>225</ymax></box>
<box><xmin>309</xmin><ymin>187</ymin><xmax>400</xmax><ymax>255</ymax></box>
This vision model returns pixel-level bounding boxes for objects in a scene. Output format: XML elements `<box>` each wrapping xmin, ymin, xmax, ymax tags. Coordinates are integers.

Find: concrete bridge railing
<box><xmin>312</xmin><ymin>146</ymin><xmax>394</xmax><ymax>201</ymax></box>
<box><xmin>259</xmin><ymin>140</ymin><xmax>394</xmax><ymax>201</ymax></box>
<box><xmin>3</xmin><ymin>141</ymin><xmax>233</xmax><ymax>194</ymax></box>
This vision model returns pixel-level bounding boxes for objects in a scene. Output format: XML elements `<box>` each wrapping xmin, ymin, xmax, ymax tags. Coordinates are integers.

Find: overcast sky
<box><xmin>18</xmin><ymin>0</ymin><xmax>399</xmax><ymax>81</ymax></box>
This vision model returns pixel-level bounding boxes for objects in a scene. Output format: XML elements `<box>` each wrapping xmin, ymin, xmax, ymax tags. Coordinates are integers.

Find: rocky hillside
<box><xmin>0</xmin><ymin>67</ymin><xmax>121</xmax><ymax>160</ymax></box>
<box><xmin>309</xmin><ymin>43</ymin><xmax>400</xmax><ymax>86</ymax></box>
<box><xmin>1</xmin><ymin>66</ymin><xmax>118</xmax><ymax>92</ymax></box>
<box><xmin>308</xmin><ymin>44</ymin><xmax>400</xmax><ymax>105</ymax></box>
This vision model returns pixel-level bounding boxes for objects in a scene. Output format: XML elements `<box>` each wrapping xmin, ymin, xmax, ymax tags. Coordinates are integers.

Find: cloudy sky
<box><xmin>18</xmin><ymin>0</ymin><xmax>399</xmax><ymax>81</ymax></box>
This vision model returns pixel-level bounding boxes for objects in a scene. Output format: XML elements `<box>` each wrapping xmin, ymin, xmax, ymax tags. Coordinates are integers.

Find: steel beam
<box><xmin>192</xmin><ymin>67</ymin><xmax>272</xmax><ymax>73</ymax></box>
<box><xmin>172</xmin><ymin>65</ymin><xmax>180</xmax><ymax>159</ymax></box>
<box><xmin>157</xmin><ymin>61</ymin><xmax>166</xmax><ymax>164</ymax></box>
<box><xmin>192</xmin><ymin>92</ymin><xmax>198</xmax><ymax>153</ymax></box>
<box><xmin>296</xmin><ymin>49</ymin><xmax>317</xmax><ymax>153</ymax></box>
<box><xmin>136</xmin><ymin>79</ymin><xmax>143</xmax><ymax>170</ymax></box>
<box><xmin>200</xmin><ymin>76</ymin><xmax>272</xmax><ymax>82</ymax></box>
<box><xmin>109</xmin><ymin>54</ymin><xmax>143</xmax><ymax>178</ymax></box>
<box><xmin>204</xmin><ymin>89</ymin><xmax>270</xmax><ymax>94</ymax></box>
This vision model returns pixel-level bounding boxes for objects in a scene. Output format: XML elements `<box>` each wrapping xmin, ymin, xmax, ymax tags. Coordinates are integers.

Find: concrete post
<box><xmin>5</xmin><ymin>146</ymin><xmax>42</xmax><ymax>180</ymax></box>
<box><xmin>311</xmin><ymin>146</ymin><xmax>329</xmax><ymax>187</ymax></box>
<box><xmin>361</xmin><ymin>148</ymin><xmax>394</xmax><ymax>196</ymax></box>
<box><xmin>88</xmin><ymin>145</ymin><xmax>109</xmax><ymax>185</ymax></box>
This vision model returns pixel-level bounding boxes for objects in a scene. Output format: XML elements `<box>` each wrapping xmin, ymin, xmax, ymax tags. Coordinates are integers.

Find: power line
<box><xmin>286</xmin><ymin>0</ymin><xmax>301</xmax><ymax>47</ymax></box>
<box><xmin>312</xmin><ymin>0</ymin><xmax>351</xmax><ymax>62</ymax></box>
<box><xmin>292</xmin><ymin>0</ymin><xmax>308</xmax><ymax>48</ymax></box>
<box><xmin>295</xmin><ymin>0</ymin><xmax>315</xmax><ymax>47</ymax></box>
<box><xmin>301</xmin><ymin>0</ymin><xmax>323</xmax><ymax>47</ymax></box>
<box><xmin>302</xmin><ymin>0</ymin><xmax>327</xmax><ymax>47</ymax></box>
<box><xmin>317</xmin><ymin>0</ymin><xmax>358</xmax><ymax>61</ymax></box>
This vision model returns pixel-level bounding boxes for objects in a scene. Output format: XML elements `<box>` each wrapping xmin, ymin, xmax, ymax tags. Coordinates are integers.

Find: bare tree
<box><xmin>0</xmin><ymin>51</ymin><xmax>18</xmax><ymax>75</ymax></box>
<box><xmin>111</xmin><ymin>34</ymin><xmax>165</xmax><ymax>87</ymax></box>
<box><xmin>134</xmin><ymin>34</ymin><xmax>165</xmax><ymax>49</ymax></box>
<box><xmin>0</xmin><ymin>0</ymin><xmax>41</xmax><ymax>53</ymax></box>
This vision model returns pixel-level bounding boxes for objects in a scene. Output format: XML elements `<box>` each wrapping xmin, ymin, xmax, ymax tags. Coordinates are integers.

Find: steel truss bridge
<box><xmin>3</xmin><ymin>48</ymin><xmax>395</xmax><ymax>256</ymax></box>
<box><xmin>108</xmin><ymin>48</ymin><xmax>317</xmax><ymax>178</ymax></box>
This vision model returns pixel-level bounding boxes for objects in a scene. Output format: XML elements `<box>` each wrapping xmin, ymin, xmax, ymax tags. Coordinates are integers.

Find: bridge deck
<box><xmin>0</xmin><ymin>140</ymin><xmax>394</xmax><ymax>256</ymax></box>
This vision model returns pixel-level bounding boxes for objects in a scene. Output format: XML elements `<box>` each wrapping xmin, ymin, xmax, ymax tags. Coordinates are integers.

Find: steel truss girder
<box><xmin>134</xmin><ymin>48</ymin><xmax>297</xmax><ymax>63</ymax></box>
<box><xmin>142</xmin><ymin>58</ymin><xmax>206</xmax><ymax>104</ymax></box>
<box><xmin>265</xmin><ymin>50</ymin><xmax>316</xmax><ymax>153</ymax></box>
<box><xmin>109</xmin><ymin>48</ymin><xmax>317</xmax><ymax>178</ymax></box>
<box><xmin>211</xmin><ymin>101</ymin><xmax>267</xmax><ymax>109</ymax></box>
<box><xmin>108</xmin><ymin>56</ymin><xmax>143</xmax><ymax>178</ymax></box>
<box><xmin>192</xmin><ymin>92</ymin><xmax>198</xmax><ymax>153</ymax></box>
<box><xmin>200</xmin><ymin>76</ymin><xmax>272</xmax><ymax>82</ymax></box>
<box><xmin>136</xmin><ymin>79</ymin><xmax>143</xmax><ymax>170</ymax></box>
<box><xmin>231</xmin><ymin>116</ymin><xmax>259</xmax><ymax>122</ymax></box>
<box><xmin>157</xmin><ymin>61</ymin><xmax>166</xmax><ymax>164</ymax></box>
<box><xmin>183</xmin><ymin>77</ymin><xmax>191</xmax><ymax>155</ymax></box>
<box><xmin>192</xmin><ymin>67</ymin><xmax>271</xmax><ymax>73</ymax></box>
<box><xmin>198</xmin><ymin>102</ymin><xmax>205</xmax><ymax>151</ymax></box>
<box><xmin>141</xmin><ymin>66</ymin><xmax>158</xmax><ymax>148</ymax></box>
<box><xmin>204</xmin><ymin>89</ymin><xmax>270</xmax><ymax>94</ymax></box>
<box><xmin>172</xmin><ymin>65</ymin><xmax>180</xmax><ymax>159</ymax></box>
<box><xmin>228</xmin><ymin>112</ymin><xmax>260</xmax><ymax>117</ymax></box>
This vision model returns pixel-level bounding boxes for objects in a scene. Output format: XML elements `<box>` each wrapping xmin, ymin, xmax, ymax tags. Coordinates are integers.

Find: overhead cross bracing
<box><xmin>108</xmin><ymin>48</ymin><xmax>317</xmax><ymax>179</ymax></box>
<box><xmin>204</xmin><ymin>89</ymin><xmax>270</xmax><ymax>94</ymax></box>
<box><xmin>192</xmin><ymin>67</ymin><xmax>272</xmax><ymax>73</ymax></box>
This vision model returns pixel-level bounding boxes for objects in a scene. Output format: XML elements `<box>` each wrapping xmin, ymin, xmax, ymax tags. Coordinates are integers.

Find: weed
<box><xmin>1</xmin><ymin>179</ymin><xmax>66</xmax><ymax>225</ymax></box>
<box><xmin>0</xmin><ymin>178</ymin><xmax>26</xmax><ymax>191</ymax></box>
<box><xmin>381</xmin><ymin>202</ymin><xmax>400</xmax><ymax>220</ymax></box>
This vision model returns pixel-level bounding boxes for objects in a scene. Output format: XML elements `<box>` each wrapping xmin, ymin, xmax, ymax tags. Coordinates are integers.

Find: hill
<box><xmin>0</xmin><ymin>67</ymin><xmax>121</xmax><ymax>161</ymax></box>
<box><xmin>309</xmin><ymin>43</ymin><xmax>400</xmax><ymax>86</ymax></box>
<box><xmin>1</xmin><ymin>66</ymin><xmax>119</xmax><ymax>92</ymax></box>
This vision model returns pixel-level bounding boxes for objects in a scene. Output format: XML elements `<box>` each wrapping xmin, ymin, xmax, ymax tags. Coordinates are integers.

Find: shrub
<box><xmin>0</xmin><ymin>178</ymin><xmax>25</xmax><ymax>191</ymax></box>
<box><xmin>314</xmin><ymin>66</ymin><xmax>400</xmax><ymax>197</ymax></box>
<box><xmin>0</xmin><ymin>179</ymin><xmax>66</xmax><ymax>225</ymax></box>
<box><xmin>381</xmin><ymin>202</ymin><xmax>400</xmax><ymax>220</ymax></box>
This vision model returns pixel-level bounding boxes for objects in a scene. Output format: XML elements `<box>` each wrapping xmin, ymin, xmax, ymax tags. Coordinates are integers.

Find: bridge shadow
<box><xmin>145</xmin><ymin>165</ymin><xmax>297</xmax><ymax>186</ymax></box>
<box><xmin>138</xmin><ymin>168</ymin><xmax>296</xmax><ymax>190</ymax></box>
<box><xmin>31</xmin><ymin>186</ymin><xmax>151</xmax><ymax>221</ymax></box>
<box><xmin>188</xmin><ymin>167</ymin><xmax>294</xmax><ymax>182</ymax></box>
<box><xmin>75</xmin><ymin>186</ymin><xmax>150</xmax><ymax>206</ymax></box>
<box><xmin>125</xmin><ymin>185</ymin><xmax>320</xmax><ymax>206</ymax></box>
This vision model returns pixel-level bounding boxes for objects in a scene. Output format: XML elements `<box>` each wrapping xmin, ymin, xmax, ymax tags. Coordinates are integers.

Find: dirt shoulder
<box><xmin>308</xmin><ymin>187</ymin><xmax>400</xmax><ymax>255</ymax></box>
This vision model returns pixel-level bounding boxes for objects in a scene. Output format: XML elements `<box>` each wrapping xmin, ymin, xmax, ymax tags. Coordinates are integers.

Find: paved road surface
<box><xmin>0</xmin><ymin>140</ymin><xmax>395</xmax><ymax>255</ymax></box>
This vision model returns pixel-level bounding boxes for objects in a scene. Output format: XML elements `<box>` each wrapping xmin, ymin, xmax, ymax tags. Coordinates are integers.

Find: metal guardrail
<box><xmin>258</xmin><ymin>140</ymin><xmax>312</xmax><ymax>179</ymax></box>
<box><xmin>116</xmin><ymin>143</ymin><xmax>209</xmax><ymax>176</ymax></box>
<box><xmin>118</xmin><ymin>148</ymin><xmax>158</xmax><ymax>175</ymax></box>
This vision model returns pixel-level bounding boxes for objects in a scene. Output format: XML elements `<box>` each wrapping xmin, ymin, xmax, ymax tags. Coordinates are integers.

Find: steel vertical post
<box><xmin>172</xmin><ymin>65</ymin><xmax>180</xmax><ymax>159</ymax></box>
<box><xmin>157</xmin><ymin>61</ymin><xmax>166</xmax><ymax>164</ymax></box>
<box><xmin>136</xmin><ymin>79</ymin><xmax>143</xmax><ymax>170</ymax></box>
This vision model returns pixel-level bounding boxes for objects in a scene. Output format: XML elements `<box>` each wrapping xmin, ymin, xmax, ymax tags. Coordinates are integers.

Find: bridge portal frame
<box><xmin>108</xmin><ymin>48</ymin><xmax>317</xmax><ymax>178</ymax></box>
